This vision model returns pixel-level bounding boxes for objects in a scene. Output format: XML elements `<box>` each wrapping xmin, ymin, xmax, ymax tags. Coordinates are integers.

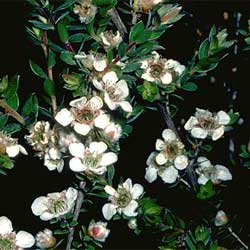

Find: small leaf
<box><xmin>182</xmin><ymin>82</ymin><xmax>198</xmax><ymax>92</ymax></box>
<box><xmin>60</xmin><ymin>51</ymin><xmax>76</xmax><ymax>65</ymax></box>
<box><xmin>44</xmin><ymin>79</ymin><xmax>55</xmax><ymax>96</ymax></box>
<box><xmin>29</xmin><ymin>60</ymin><xmax>47</xmax><ymax>78</ymax></box>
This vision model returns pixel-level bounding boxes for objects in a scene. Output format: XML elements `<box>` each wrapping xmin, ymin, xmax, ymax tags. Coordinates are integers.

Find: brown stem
<box><xmin>66</xmin><ymin>181</ymin><xmax>86</xmax><ymax>250</ymax></box>
<box><xmin>0</xmin><ymin>99</ymin><xmax>25</xmax><ymax>125</ymax></box>
<box><xmin>228</xmin><ymin>227</ymin><xmax>249</xmax><ymax>250</ymax></box>
<box><xmin>108</xmin><ymin>8</ymin><xmax>128</xmax><ymax>38</ymax></box>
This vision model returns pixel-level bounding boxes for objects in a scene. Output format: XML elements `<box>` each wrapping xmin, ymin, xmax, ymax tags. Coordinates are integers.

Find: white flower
<box><xmin>196</xmin><ymin>157</ymin><xmax>232</xmax><ymax>185</ymax></box>
<box><xmin>55</xmin><ymin>96</ymin><xmax>110</xmax><ymax>136</ymax></box>
<box><xmin>100</xmin><ymin>30</ymin><xmax>122</xmax><ymax>49</ymax></box>
<box><xmin>31</xmin><ymin>187</ymin><xmax>78</xmax><ymax>221</ymax></box>
<box><xmin>88</xmin><ymin>221</ymin><xmax>110</xmax><ymax>242</ymax></box>
<box><xmin>0</xmin><ymin>216</ymin><xmax>35</xmax><ymax>249</ymax></box>
<box><xmin>140</xmin><ymin>51</ymin><xmax>185</xmax><ymax>85</ymax></box>
<box><xmin>184</xmin><ymin>108</ymin><xmax>231</xmax><ymax>141</ymax></box>
<box><xmin>44</xmin><ymin>147</ymin><xmax>64</xmax><ymax>173</ymax></box>
<box><xmin>93</xmin><ymin>71</ymin><xmax>133</xmax><ymax>113</ymax></box>
<box><xmin>74</xmin><ymin>52</ymin><xmax>107</xmax><ymax>72</ymax></box>
<box><xmin>36</xmin><ymin>229</ymin><xmax>56</xmax><ymax>249</ymax></box>
<box><xmin>69</xmin><ymin>141</ymin><xmax>118</xmax><ymax>175</ymax></box>
<box><xmin>0</xmin><ymin>131</ymin><xmax>27</xmax><ymax>158</ymax></box>
<box><xmin>145</xmin><ymin>129</ymin><xmax>188</xmax><ymax>184</ymax></box>
<box><xmin>214</xmin><ymin>210</ymin><xmax>228</xmax><ymax>227</ymax></box>
<box><xmin>103</xmin><ymin>122</ymin><xmax>122</xmax><ymax>141</ymax></box>
<box><xmin>102</xmin><ymin>178</ymin><xmax>144</xmax><ymax>220</ymax></box>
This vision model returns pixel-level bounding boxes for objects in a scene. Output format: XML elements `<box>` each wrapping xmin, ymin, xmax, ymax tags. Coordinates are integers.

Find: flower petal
<box><xmin>100</xmin><ymin>152</ymin><xmax>118</xmax><ymax>166</ymax></box>
<box><xmin>40</xmin><ymin>212</ymin><xmax>55</xmax><ymax>221</ymax></box>
<box><xmin>215</xmin><ymin>165</ymin><xmax>232</xmax><ymax>182</ymax></box>
<box><xmin>104</xmin><ymin>92</ymin><xmax>117</xmax><ymax>110</ymax></box>
<box><xmin>197</xmin><ymin>157</ymin><xmax>211</xmax><ymax>168</ymax></box>
<box><xmin>89</xmin><ymin>141</ymin><xmax>107</xmax><ymax>154</ymax></box>
<box><xmin>216</xmin><ymin>111</ymin><xmax>230</xmax><ymax>125</ymax></box>
<box><xmin>131</xmin><ymin>184</ymin><xmax>144</xmax><ymax>199</ymax></box>
<box><xmin>104</xmin><ymin>185</ymin><xmax>117</xmax><ymax>196</ymax></box>
<box><xmin>155</xmin><ymin>139</ymin><xmax>165</xmax><ymax>151</ymax></box>
<box><xmin>122</xmin><ymin>200</ymin><xmax>138</xmax><ymax>217</ymax></box>
<box><xmin>69</xmin><ymin>143</ymin><xmax>85</xmax><ymax>158</ymax></box>
<box><xmin>55</xmin><ymin>108</ymin><xmax>74</xmax><ymax>127</ymax></box>
<box><xmin>119</xmin><ymin>101</ymin><xmax>133</xmax><ymax>113</ymax></box>
<box><xmin>123</xmin><ymin>178</ymin><xmax>133</xmax><ymax>191</ymax></box>
<box><xmin>103</xmin><ymin>71</ymin><xmax>118</xmax><ymax>85</ymax></box>
<box><xmin>69</xmin><ymin>158</ymin><xmax>86</xmax><ymax>172</ymax></box>
<box><xmin>69</xmin><ymin>96</ymin><xmax>87</xmax><ymax>108</ymax></box>
<box><xmin>102</xmin><ymin>203</ymin><xmax>117</xmax><ymax>220</ymax></box>
<box><xmin>145</xmin><ymin>166</ymin><xmax>158</xmax><ymax>183</ymax></box>
<box><xmin>191</xmin><ymin>127</ymin><xmax>208</xmax><ymax>139</ymax></box>
<box><xmin>0</xmin><ymin>216</ymin><xmax>13</xmax><ymax>235</ymax></box>
<box><xmin>31</xmin><ymin>196</ymin><xmax>48</xmax><ymax>216</ymax></box>
<box><xmin>184</xmin><ymin>116</ymin><xmax>199</xmax><ymax>130</ymax></box>
<box><xmin>155</xmin><ymin>152</ymin><xmax>167</xmax><ymax>165</ymax></box>
<box><xmin>94</xmin><ymin>114</ymin><xmax>110</xmax><ymax>129</ymax></box>
<box><xmin>116</xmin><ymin>80</ymin><xmax>129</xmax><ymax>98</ymax></box>
<box><xmin>174</xmin><ymin>155</ymin><xmax>188</xmax><ymax>170</ymax></box>
<box><xmin>197</xmin><ymin>175</ymin><xmax>209</xmax><ymax>185</ymax></box>
<box><xmin>6</xmin><ymin>145</ymin><xmax>20</xmax><ymax>158</ymax></box>
<box><xmin>88</xmin><ymin>96</ymin><xmax>103</xmax><ymax>110</ymax></box>
<box><xmin>16</xmin><ymin>231</ymin><xmax>35</xmax><ymax>248</ymax></box>
<box><xmin>93</xmin><ymin>58</ymin><xmax>107</xmax><ymax>72</ymax></box>
<box><xmin>160</xmin><ymin>166</ymin><xmax>178</xmax><ymax>184</ymax></box>
<box><xmin>160</xmin><ymin>72</ymin><xmax>172</xmax><ymax>85</ymax></box>
<box><xmin>162</xmin><ymin>129</ymin><xmax>176</xmax><ymax>142</ymax></box>
<box><xmin>212</xmin><ymin>126</ymin><xmax>224</xmax><ymax>141</ymax></box>
<box><xmin>74</xmin><ymin>123</ymin><xmax>91</xmax><ymax>136</ymax></box>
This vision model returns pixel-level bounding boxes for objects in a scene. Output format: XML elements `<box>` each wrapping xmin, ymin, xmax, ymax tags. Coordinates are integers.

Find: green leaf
<box><xmin>182</xmin><ymin>82</ymin><xmax>198</xmax><ymax>92</ymax></box>
<box><xmin>69</xmin><ymin>33</ymin><xmax>89</xmax><ymax>43</ymax></box>
<box><xmin>57</xmin><ymin>21</ymin><xmax>69</xmax><ymax>43</ymax></box>
<box><xmin>54</xmin><ymin>0</ymin><xmax>76</xmax><ymax>12</ymax></box>
<box><xmin>22</xmin><ymin>93</ymin><xmax>39</xmax><ymax>120</ymax></box>
<box><xmin>48</xmin><ymin>49</ymin><xmax>56</xmax><ymax>68</ymax></box>
<box><xmin>0</xmin><ymin>154</ymin><xmax>14</xmax><ymax>170</ymax></box>
<box><xmin>0</xmin><ymin>115</ymin><xmax>8</xmax><ymax>129</ymax></box>
<box><xmin>107</xmin><ymin>165</ymin><xmax>115</xmax><ymax>185</ymax></box>
<box><xmin>60</xmin><ymin>51</ymin><xmax>76</xmax><ymax>65</ymax></box>
<box><xmin>43</xmin><ymin>79</ymin><xmax>55</xmax><ymax>96</ymax></box>
<box><xmin>198</xmin><ymin>39</ymin><xmax>209</xmax><ymax>59</ymax></box>
<box><xmin>137</xmin><ymin>81</ymin><xmax>159</xmax><ymax>102</ymax></box>
<box><xmin>29</xmin><ymin>20</ymin><xmax>54</xmax><ymax>30</ymax></box>
<box><xmin>29</xmin><ymin>60</ymin><xmax>47</xmax><ymax>78</ymax></box>
<box><xmin>196</xmin><ymin>181</ymin><xmax>216</xmax><ymax>200</ymax></box>
<box><xmin>54</xmin><ymin>229</ymin><xmax>69</xmax><ymax>235</ymax></box>
<box><xmin>129</xmin><ymin>21</ymin><xmax>145</xmax><ymax>43</ymax></box>
<box><xmin>4</xmin><ymin>123</ymin><xmax>22</xmax><ymax>134</ymax></box>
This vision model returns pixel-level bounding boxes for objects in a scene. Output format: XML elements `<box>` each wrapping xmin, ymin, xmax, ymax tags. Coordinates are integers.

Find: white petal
<box><xmin>104</xmin><ymin>92</ymin><xmax>117</xmax><ymax>110</ymax></box>
<box><xmin>94</xmin><ymin>114</ymin><xmax>110</xmax><ymax>129</ymax></box>
<box><xmin>16</xmin><ymin>231</ymin><xmax>35</xmax><ymax>248</ymax></box>
<box><xmin>146</xmin><ymin>152</ymin><xmax>158</xmax><ymax>166</ymax></box>
<box><xmin>6</xmin><ymin>145</ymin><xmax>20</xmax><ymax>158</ymax></box>
<box><xmin>155</xmin><ymin>139</ymin><xmax>165</xmax><ymax>151</ymax></box>
<box><xmin>122</xmin><ymin>200</ymin><xmax>138</xmax><ymax>217</ymax></box>
<box><xmin>141</xmin><ymin>71</ymin><xmax>156</xmax><ymax>82</ymax></box>
<box><xmin>116</xmin><ymin>80</ymin><xmax>129</xmax><ymax>98</ymax></box>
<box><xmin>160</xmin><ymin>166</ymin><xmax>178</xmax><ymax>184</ymax></box>
<box><xmin>31</xmin><ymin>197</ymin><xmax>48</xmax><ymax>216</ymax></box>
<box><xmin>0</xmin><ymin>216</ymin><xmax>13</xmax><ymax>235</ymax></box>
<box><xmin>140</xmin><ymin>59</ymin><xmax>149</xmax><ymax>69</ymax></box>
<box><xmin>88</xmin><ymin>96</ymin><xmax>103</xmax><ymax>110</ymax></box>
<box><xmin>102</xmin><ymin>203</ymin><xmax>117</xmax><ymax>220</ymax></box>
<box><xmin>215</xmin><ymin>165</ymin><xmax>232</xmax><ymax>182</ymax></box>
<box><xmin>69</xmin><ymin>158</ymin><xmax>86</xmax><ymax>172</ymax></box>
<box><xmin>145</xmin><ymin>166</ymin><xmax>158</xmax><ymax>183</ymax></box>
<box><xmin>69</xmin><ymin>143</ymin><xmax>85</xmax><ymax>158</ymax></box>
<box><xmin>160</xmin><ymin>72</ymin><xmax>172</xmax><ymax>85</ymax></box>
<box><xmin>123</xmin><ymin>178</ymin><xmax>133</xmax><ymax>190</ymax></box>
<box><xmin>40</xmin><ymin>212</ymin><xmax>55</xmax><ymax>221</ymax></box>
<box><xmin>66</xmin><ymin>187</ymin><xmax>78</xmax><ymax>202</ymax></box>
<box><xmin>69</xmin><ymin>96</ymin><xmax>87</xmax><ymax>108</ymax></box>
<box><xmin>212</xmin><ymin>126</ymin><xmax>225</xmax><ymax>141</ymax></box>
<box><xmin>94</xmin><ymin>58</ymin><xmax>107</xmax><ymax>72</ymax></box>
<box><xmin>119</xmin><ymin>101</ymin><xmax>133</xmax><ymax>113</ymax></box>
<box><xmin>174</xmin><ymin>155</ymin><xmax>188</xmax><ymax>170</ymax></box>
<box><xmin>74</xmin><ymin>123</ymin><xmax>91</xmax><ymax>136</ymax></box>
<box><xmin>216</xmin><ymin>111</ymin><xmax>230</xmax><ymax>125</ymax></box>
<box><xmin>131</xmin><ymin>184</ymin><xmax>144</xmax><ymax>199</ymax></box>
<box><xmin>89</xmin><ymin>141</ymin><xmax>107</xmax><ymax>154</ymax></box>
<box><xmin>92</xmin><ymin>79</ymin><xmax>104</xmax><ymax>91</ymax></box>
<box><xmin>162</xmin><ymin>129</ymin><xmax>176</xmax><ymax>142</ymax></box>
<box><xmin>100</xmin><ymin>152</ymin><xmax>118</xmax><ymax>166</ymax></box>
<box><xmin>184</xmin><ymin>116</ymin><xmax>199</xmax><ymax>130</ymax></box>
<box><xmin>197</xmin><ymin>157</ymin><xmax>211</xmax><ymax>168</ymax></box>
<box><xmin>191</xmin><ymin>127</ymin><xmax>208</xmax><ymax>139</ymax></box>
<box><xmin>55</xmin><ymin>109</ymin><xmax>74</xmax><ymax>127</ymax></box>
<box><xmin>197</xmin><ymin>175</ymin><xmax>209</xmax><ymax>185</ymax></box>
<box><xmin>155</xmin><ymin>152</ymin><xmax>167</xmax><ymax>165</ymax></box>
<box><xmin>103</xmin><ymin>71</ymin><xmax>118</xmax><ymax>85</ymax></box>
<box><xmin>19</xmin><ymin>145</ymin><xmax>28</xmax><ymax>155</ymax></box>
<box><xmin>104</xmin><ymin>185</ymin><xmax>117</xmax><ymax>196</ymax></box>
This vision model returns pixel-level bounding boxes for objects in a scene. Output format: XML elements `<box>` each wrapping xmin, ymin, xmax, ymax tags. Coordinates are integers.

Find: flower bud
<box><xmin>215</xmin><ymin>210</ymin><xmax>229</xmax><ymax>226</ymax></box>
<box><xmin>88</xmin><ymin>221</ymin><xmax>110</xmax><ymax>242</ymax></box>
<box><xmin>103</xmin><ymin>122</ymin><xmax>122</xmax><ymax>141</ymax></box>
<box><xmin>128</xmin><ymin>218</ymin><xmax>137</xmax><ymax>230</ymax></box>
<box><xmin>36</xmin><ymin>229</ymin><xmax>56</xmax><ymax>249</ymax></box>
<box><xmin>157</xmin><ymin>4</ymin><xmax>183</xmax><ymax>25</ymax></box>
<box><xmin>100</xmin><ymin>30</ymin><xmax>122</xmax><ymax>49</ymax></box>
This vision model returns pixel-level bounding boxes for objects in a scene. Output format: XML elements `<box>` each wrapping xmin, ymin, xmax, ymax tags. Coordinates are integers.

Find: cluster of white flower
<box><xmin>0</xmin><ymin>131</ymin><xmax>27</xmax><ymax>158</ymax></box>
<box><xmin>140</xmin><ymin>51</ymin><xmax>185</xmax><ymax>85</ymax></box>
<box><xmin>145</xmin><ymin>129</ymin><xmax>188</xmax><ymax>184</ymax></box>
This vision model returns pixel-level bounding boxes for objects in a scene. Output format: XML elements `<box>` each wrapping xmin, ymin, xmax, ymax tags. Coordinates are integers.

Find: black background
<box><xmin>0</xmin><ymin>1</ymin><xmax>250</xmax><ymax>249</ymax></box>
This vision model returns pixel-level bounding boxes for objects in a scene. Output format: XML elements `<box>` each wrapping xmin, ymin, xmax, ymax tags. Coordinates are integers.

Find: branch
<box><xmin>228</xmin><ymin>227</ymin><xmax>249</xmax><ymax>250</ymax></box>
<box><xmin>66</xmin><ymin>181</ymin><xmax>86</xmax><ymax>250</ymax></box>
<box><xmin>0</xmin><ymin>99</ymin><xmax>25</xmax><ymax>125</ymax></box>
<box><xmin>108</xmin><ymin>8</ymin><xmax>128</xmax><ymax>38</ymax></box>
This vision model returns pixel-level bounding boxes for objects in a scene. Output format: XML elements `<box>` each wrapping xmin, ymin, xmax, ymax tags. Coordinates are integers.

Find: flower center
<box><xmin>48</xmin><ymin>197</ymin><xmax>67</xmax><ymax>215</ymax></box>
<box><xmin>72</xmin><ymin>107</ymin><xmax>96</xmax><ymax>124</ymax></box>
<box><xmin>198</xmin><ymin>117</ymin><xmax>218</xmax><ymax>130</ymax></box>
<box><xmin>83</xmin><ymin>151</ymin><xmax>101</xmax><ymax>169</ymax></box>
<box><xmin>163</xmin><ymin>141</ymin><xmax>183</xmax><ymax>159</ymax></box>
<box><xmin>115</xmin><ymin>187</ymin><xmax>132</xmax><ymax>208</ymax></box>
<box><xmin>150</xmin><ymin>64</ymin><xmax>165</xmax><ymax>78</ymax></box>
<box><xmin>0</xmin><ymin>235</ymin><xmax>16</xmax><ymax>250</ymax></box>
<box><xmin>106</xmin><ymin>85</ymin><xmax>123</xmax><ymax>102</ymax></box>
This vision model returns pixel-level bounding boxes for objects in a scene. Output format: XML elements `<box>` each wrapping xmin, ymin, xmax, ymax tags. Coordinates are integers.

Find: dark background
<box><xmin>0</xmin><ymin>1</ymin><xmax>250</xmax><ymax>249</ymax></box>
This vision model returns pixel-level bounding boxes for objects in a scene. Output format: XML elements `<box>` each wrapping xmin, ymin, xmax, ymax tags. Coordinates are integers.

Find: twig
<box><xmin>66</xmin><ymin>181</ymin><xmax>86</xmax><ymax>250</ymax></box>
<box><xmin>228</xmin><ymin>227</ymin><xmax>249</xmax><ymax>250</ymax></box>
<box><xmin>108</xmin><ymin>8</ymin><xmax>128</xmax><ymax>38</ymax></box>
<box><xmin>0</xmin><ymin>99</ymin><xmax>25</xmax><ymax>125</ymax></box>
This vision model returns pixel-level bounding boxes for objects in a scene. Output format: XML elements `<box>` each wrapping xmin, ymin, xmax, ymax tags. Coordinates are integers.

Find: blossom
<box><xmin>88</xmin><ymin>221</ymin><xmax>110</xmax><ymax>242</ymax></box>
<box><xmin>184</xmin><ymin>108</ymin><xmax>231</xmax><ymax>141</ymax></box>
<box><xmin>133</xmin><ymin>0</ymin><xmax>164</xmax><ymax>13</ymax></box>
<box><xmin>196</xmin><ymin>157</ymin><xmax>232</xmax><ymax>185</ymax></box>
<box><xmin>0</xmin><ymin>216</ymin><xmax>35</xmax><ymax>249</ymax></box>
<box><xmin>140</xmin><ymin>51</ymin><xmax>185</xmax><ymax>85</ymax></box>
<box><xmin>145</xmin><ymin>129</ymin><xmax>188</xmax><ymax>184</ymax></box>
<box><xmin>44</xmin><ymin>147</ymin><xmax>64</xmax><ymax>173</ymax></box>
<box><xmin>100</xmin><ymin>30</ymin><xmax>122</xmax><ymax>49</ymax></box>
<box><xmin>55</xmin><ymin>96</ymin><xmax>110</xmax><ymax>136</ymax></box>
<box><xmin>74</xmin><ymin>52</ymin><xmax>107</xmax><ymax>72</ymax></box>
<box><xmin>103</xmin><ymin>122</ymin><xmax>122</xmax><ymax>142</ymax></box>
<box><xmin>35</xmin><ymin>229</ymin><xmax>56</xmax><ymax>249</ymax></box>
<box><xmin>0</xmin><ymin>131</ymin><xmax>27</xmax><ymax>158</ymax></box>
<box><xmin>69</xmin><ymin>141</ymin><xmax>118</xmax><ymax>175</ymax></box>
<box><xmin>93</xmin><ymin>71</ymin><xmax>133</xmax><ymax>112</ymax></box>
<box><xmin>73</xmin><ymin>0</ymin><xmax>97</xmax><ymax>24</ymax></box>
<box><xmin>31</xmin><ymin>187</ymin><xmax>78</xmax><ymax>221</ymax></box>
<box><xmin>214</xmin><ymin>210</ymin><xmax>229</xmax><ymax>227</ymax></box>
<box><xmin>102</xmin><ymin>178</ymin><xmax>144</xmax><ymax>220</ymax></box>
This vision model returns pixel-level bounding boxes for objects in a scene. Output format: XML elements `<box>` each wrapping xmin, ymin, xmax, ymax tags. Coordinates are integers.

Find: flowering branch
<box><xmin>66</xmin><ymin>181</ymin><xmax>86</xmax><ymax>250</ymax></box>
<box><xmin>0</xmin><ymin>99</ymin><xmax>25</xmax><ymax>125</ymax></box>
